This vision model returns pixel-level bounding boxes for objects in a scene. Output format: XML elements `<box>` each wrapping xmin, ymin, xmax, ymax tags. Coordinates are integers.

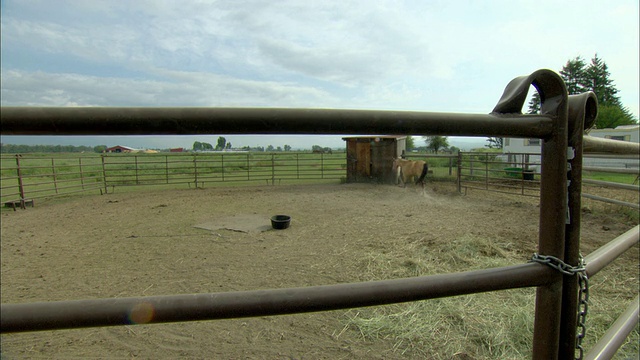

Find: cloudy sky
<box><xmin>1</xmin><ymin>0</ymin><xmax>638</xmax><ymax>150</ymax></box>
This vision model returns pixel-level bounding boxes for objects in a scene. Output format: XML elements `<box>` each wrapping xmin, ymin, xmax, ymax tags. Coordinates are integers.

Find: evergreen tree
<box><xmin>585</xmin><ymin>54</ymin><xmax>621</xmax><ymax>107</ymax></box>
<box><xmin>559</xmin><ymin>56</ymin><xmax>588</xmax><ymax>95</ymax></box>
<box><xmin>594</xmin><ymin>105</ymin><xmax>637</xmax><ymax>129</ymax></box>
<box><xmin>527</xmin><ymin>92</ymin><xmax>541</xmax><ymax>114</ymax></box>
<box><xmin>526</xmin><ymin>54</ymin><xmax>637</xmax><ymax>128</ymax></box>
<box><xmin>485</xmin><ymin>137</ymin><xmax>503</xmax><ymax>149</ymax></box>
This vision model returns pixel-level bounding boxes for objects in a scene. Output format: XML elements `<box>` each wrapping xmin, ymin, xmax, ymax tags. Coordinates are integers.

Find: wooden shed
<box><xmin>342</xmin><ymin>136</ymin><xmax>406</xmax><ymax>184</ymax></box>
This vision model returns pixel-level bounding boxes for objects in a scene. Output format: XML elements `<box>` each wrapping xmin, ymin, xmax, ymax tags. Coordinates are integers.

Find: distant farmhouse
<box><xmin>105</xmin><ymin>145</ymin><xmax>139</xmax><ymax>153</ymax></box>
<box><xmin>503</xmin><ymin>125</ymin><xmax>639</xmax><ymax>154</ymax></box>
<box><xmin>105</xmin><ymin>145</ymin><xmax>158</xmax><ymax>154</ymax></box>
<box><xmin>502</xmin><ymin>125</ymin><xmax>639</xmax><ymax>170</ymax></box>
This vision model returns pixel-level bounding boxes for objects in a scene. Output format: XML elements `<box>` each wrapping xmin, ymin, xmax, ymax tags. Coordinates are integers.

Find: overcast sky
<box><xmin>1</xmin><ymin>0</ymin><xmax>638</xmax><ymax>150</ymax></box>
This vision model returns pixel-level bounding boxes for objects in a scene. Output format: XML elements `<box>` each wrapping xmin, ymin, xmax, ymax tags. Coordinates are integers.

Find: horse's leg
<box><xmin>418</xmin><ymin>164</ymin><xmax>428</xmax><ymax>195</ymax></box>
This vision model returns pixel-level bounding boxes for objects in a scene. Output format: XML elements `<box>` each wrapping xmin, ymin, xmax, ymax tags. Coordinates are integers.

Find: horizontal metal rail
<box><xmin>584</xmin><ymin>295</ymin><xmax>640</xmax><ymax>360</ymax></box>
<box><xmin>583</xmin><ymin>166</ymin><xmax>639</xmax><ymax>175</ymax></box>
<box><xmin>0</xmin><ymin>107</ymin><xmax>554</xmax><ymax>138</ymax></box>
<box><xmin>584</xmin><ymin>225</ymin><xmax>640</xmax><ymax>277</ymax></box>
<box><xmin>581</xmin><ymin>193</ymin><xmax>640</xmax><ymax>209</ymax></box>
<box><xmin>584</xmin><ymin>135</ymin><xmax>640</xmax><ymax>155</ymax></box>
<box><xmin>0</xmin><ymin>263</ymin><xmax>555</xmax><ymax>333</ymax></box>
<box><xmin>583</xmin><ymin>179</ymin><xmax>639</xmax><ymax>191</ymax></box>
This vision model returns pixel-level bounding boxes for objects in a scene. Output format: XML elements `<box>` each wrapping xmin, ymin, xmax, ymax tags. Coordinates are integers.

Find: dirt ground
<box><xmin>1</xmin><ymin>181</ymin><xmax>637</xmax><ymax>359</ymax></box>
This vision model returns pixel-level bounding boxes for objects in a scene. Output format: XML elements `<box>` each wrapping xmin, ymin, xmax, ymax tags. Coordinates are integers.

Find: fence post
<box><xmin>489</xmin><ymin>70</ymin><xmax>569</xmax><ymax>359</ymax></box>
<box><xmin>79</xmin><ymin>157</ymin><xmax>85</xmax><ymax>190</ymax></box>
<box><xmin>271</xmin><ymin>153</ymin><xmax>275</xmax><ymax>185</ymax></box>
<box><xmin>530</xmin><ymin>75</ymin><xmax>569</xmax><ymax>360</ymax></box>
<box><xmin>101</xmin><ymin>155</ymin><xmax>108</xmax><ymax>194</ymax></box>
<box><xmin>484</xmin><ymin>155</ymin><xmax>489</xmax><ymax>190</ymax></box>
<box><xmin>52</xmin><ymin>158</ymin><xmax>59</xmax><ymax>194</ymax></box>
<box><xmin>246</xmin><ymin>153</ymin><xmax>250</xmax><ymax>181</ymax></box>
<box><xmin>457</xmin><ymin>152</ymin><xmax>462</xmax><ymax>193</ymax></box>
<box><xmin>222</xmin><ymin>154</ymin><xmax>226</xmax><ymax>182</ymax></box>
<box><xmin>134</xmin><ymin>155</ymin><xmax>139</xmax><ymax>185</ymax></box>
<box><xmin>558</xmin><ymin>92</ymin><xmax>597</xmax><ymax>359</ymax></box>
<box><xmin>193</xmin><ymin>153</ymin><xmax>198</xmax><ymax>188</ymax></box>
<box><xmin>165</xmin><ymin>155</ymin><xmax>169</xmax><ymax>184</ymax></box>
<box><xmin>15</xmin><ymin>154</ymin><xmax>26</xmax><ymax>209</ymax></box>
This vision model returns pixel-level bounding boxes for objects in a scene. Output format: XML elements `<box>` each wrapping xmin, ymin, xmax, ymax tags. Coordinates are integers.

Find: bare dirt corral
<box><xmin>1</xmin><ymin>182</ymin><xmax>637</xmax><ymax>359</ymax></box>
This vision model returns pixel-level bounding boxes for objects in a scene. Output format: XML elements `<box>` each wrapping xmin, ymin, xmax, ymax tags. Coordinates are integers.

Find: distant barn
<box><xmin>170</xmin><ymin>148</ymin><xmax>184</xmax><ymax>153</ymax></box>
<box><xmin>105</xmin><ymin>145</ymin><xmax>139</xmax><ymax>153</ymax></box>
<box><xmin>342</xmin><ymin>136</ymin><xmax>406</xmax><ymax>184</ymax></box>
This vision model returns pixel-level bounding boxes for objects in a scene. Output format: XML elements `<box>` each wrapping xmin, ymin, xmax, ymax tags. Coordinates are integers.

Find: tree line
<box><xmin>192</xmin><ymin>137</ymin><xmax>296</xmax><ymax>152</ymax></box>
<box><xmin>0</xmin><ymin>143</ymin><xmax>102</xmax><ymax>154</ymax></box>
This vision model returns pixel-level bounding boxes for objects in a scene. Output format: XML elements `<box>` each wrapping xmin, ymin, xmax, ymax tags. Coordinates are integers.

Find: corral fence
<box><xmin>0</xmin><ymin>152</ymin><xmax>347</xmax><ymax>208</ymax></box>
<box><xmin>1</xmin><ymin>151</ymin><xmax>463</xmax><ymax>208</ymax></box>
<box><xmin>1</xmin><ymin>69</ymin><xmax>639</xmax><ymax>360</ymax></box>
<box><xmin>457</xmin><ymin>152</ymin><xmax>640</xmax><ymax>209</ymax></box>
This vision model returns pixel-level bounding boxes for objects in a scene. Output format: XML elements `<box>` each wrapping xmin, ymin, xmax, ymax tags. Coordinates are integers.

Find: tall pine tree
<box><xmin>584</xmin><ymin>54</ymin><xmax>621</xmax><ymax>107</ymax></box>
<box><xmin>560</xmin><ymin>56</ymin><xmax>588</xmax><ymax>95</ymax></box>
<box><xmin>526</xmin><ymin>54</ymin><xmax>637</xmax><ymax>128</ymax></box>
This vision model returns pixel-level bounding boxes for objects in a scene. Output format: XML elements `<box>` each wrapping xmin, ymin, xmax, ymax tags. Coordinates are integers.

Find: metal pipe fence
<box><xmin>457</xmin><ymin>153</ymin><xmax>640</xmax><ymax>208</ymax></box>
<box><xmin>1</xmin><ymin>69</ymin><xmax>637</xmax><ymax>359</ymax></box>
<box><xmin>0</xmin><ymin>152</ymin><xmax>347</xmax><ymax>207</ymax></box>
<box><xmin>457</xmin><ymin>152</ymin><xmax>542</xmax><ymax>197</ymax></box>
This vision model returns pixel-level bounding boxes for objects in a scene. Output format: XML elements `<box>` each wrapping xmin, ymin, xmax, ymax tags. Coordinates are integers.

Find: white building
<box><xmin>502</xmin><ymin>125</ymin><xmax>639</xmax><ymax>170</ymax></box>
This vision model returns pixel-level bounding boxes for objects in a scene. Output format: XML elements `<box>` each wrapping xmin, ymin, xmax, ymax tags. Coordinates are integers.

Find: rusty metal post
<box><xmin>52</xmin><ymin>158</ymin><xmax>59</xmax><ymax>194</ymax></box>
<box><xmin>491</xmin><ymin>69</ymin><xmax>569</xmax><ymax>360</ymax></box>
<box><xmin>15</xmin><ymin>154</ymin><xmax>26</xmax><ymax>209</ymax></box>
<box><xmin>559</xmin><ymin>93</ymin><xmax>598</xmax><ymax>359</ymax></box>
<box><xmin>101</xmin><ymin>155</ymin><xmax>108</xmax><ymax>194</ymax></box>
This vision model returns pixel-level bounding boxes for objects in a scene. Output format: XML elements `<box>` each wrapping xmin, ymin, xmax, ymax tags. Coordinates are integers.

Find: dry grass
<box><xmin>342</xmin><ymin>229</ymin><xmax>638</xmax><ymax>359</ymax></box>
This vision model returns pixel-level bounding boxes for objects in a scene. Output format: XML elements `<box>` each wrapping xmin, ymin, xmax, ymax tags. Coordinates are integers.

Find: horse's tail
<box><xmin>416</xmin><ymin>163</ymin><xmax>428</xmax><ymax>185</ymax></box>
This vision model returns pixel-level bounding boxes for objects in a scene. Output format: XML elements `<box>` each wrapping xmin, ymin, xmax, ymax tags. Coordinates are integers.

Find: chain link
<box><xmin>530</xmin><ymin>253</ymin><xmax>589</xmax><ymax>360</ymax></box>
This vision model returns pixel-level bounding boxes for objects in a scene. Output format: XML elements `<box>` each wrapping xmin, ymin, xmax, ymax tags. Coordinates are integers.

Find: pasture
<box><xmin>0</xmin><ymin>182</ymin><xmax>638</xmax><ymax>359</ymax></box>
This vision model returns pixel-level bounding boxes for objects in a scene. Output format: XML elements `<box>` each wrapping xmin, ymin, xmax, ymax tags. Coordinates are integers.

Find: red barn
<box><xmin>105</xmin><ymin>145</ymin><xmax>139</xmax><ymax>153</ymax></box>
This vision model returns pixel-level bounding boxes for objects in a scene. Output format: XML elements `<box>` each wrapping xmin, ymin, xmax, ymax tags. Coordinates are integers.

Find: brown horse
<box><xmin>392</xmin><ymin>158</ymin><xmax>428</xmax><ymax>193</ymax></box>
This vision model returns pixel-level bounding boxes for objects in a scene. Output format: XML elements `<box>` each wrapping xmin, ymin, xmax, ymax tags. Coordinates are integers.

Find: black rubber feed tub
<box><xmin>271</xmin><ymin>215</ymin><xmax>291</xmax><ymax>230</ymax></box>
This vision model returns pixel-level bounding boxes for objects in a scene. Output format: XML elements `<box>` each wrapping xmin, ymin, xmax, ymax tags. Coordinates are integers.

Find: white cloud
<box><xmin>1</xmin><ymin>0</ymin><xmax>638</xmax><ymax>122</ymax></box>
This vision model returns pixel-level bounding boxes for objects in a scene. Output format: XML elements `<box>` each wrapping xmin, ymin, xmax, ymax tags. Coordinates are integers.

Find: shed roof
<box><xmin>341</xmin><ymin>135</ymin><xmax>406</xmax><ymax>140</ymax></box>
<box><xmin>106</xmin><ymin>145</ymin><xmax>142</xmax><ymax>151</ymax></box>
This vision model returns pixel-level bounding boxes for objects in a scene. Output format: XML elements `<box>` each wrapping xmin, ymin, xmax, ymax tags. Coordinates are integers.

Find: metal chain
<box><xmin>575</xmin><ymin>258</ymin><xmax>589</xmax><ymax>360</ymax></box>
<box><xmin>530</xmin><ymin>253</ymin><xmax>589</xmax><ymax>360</ymax></box>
